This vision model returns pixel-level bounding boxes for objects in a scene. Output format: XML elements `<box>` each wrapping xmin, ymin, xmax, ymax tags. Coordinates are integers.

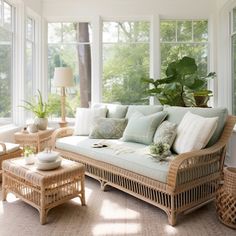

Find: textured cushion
<box><xmin>153</xmin><ymin>121</ymin><xmax>177</xmax><ymax>146</ymax></box>
<box><xmin>92</xmin><ymin>103</ymin><xmax>128</xmax><ymax>118</ymax></box>
<box><xmin>164</xmin><ymin>106</ymin><xmax>228</xmax><ymax>146</ymax></box>
<box><xmin>56</xmin><ymin>136</ymin><xmax>172</xmax><ymax>183</ymax></box>
<box><xmin>173</xmin><ymin>112</ymin><xmax>218</xmax><ymax>154</ymax></box>
<box><xmin>125</xmin><ymin>105</ymin><xmax>163</xmax><ymax>119</ymax></box>
<box><xmin>122</xmin><ymin>111</ymin><xmax>167</xmax><ymax>145</ymax></box>
<box><xmin>74</xmin><ymin>108</ymin><xmax>107</xmax><ymax>135</ymax></box>
<box><xmin>89</xmin><ymin>118</ymin><xmax>128</xmax><ymax>139</ymax></box>
<box><xmin>0</xmin><ymin>142</ymin><xmax>20</xmax><ymax>155</ymax></box>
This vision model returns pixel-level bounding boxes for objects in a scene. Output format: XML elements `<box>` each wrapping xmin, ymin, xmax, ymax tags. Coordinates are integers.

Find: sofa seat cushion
<box><xmin>164</xmin><ymin>106</ymin><xmax>228</xmax><ymax>147</ymax></box>
<box><xmin>56</xmin><ymin>136</ymin><xmax>172</xmax><ymax>183</ymax></box>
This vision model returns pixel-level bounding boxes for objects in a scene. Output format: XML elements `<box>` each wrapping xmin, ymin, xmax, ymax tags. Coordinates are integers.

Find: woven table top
<box><xmin>2</xmin><ymin>157</ymin><xmax>84</xmax><ymax>186</ymax></box>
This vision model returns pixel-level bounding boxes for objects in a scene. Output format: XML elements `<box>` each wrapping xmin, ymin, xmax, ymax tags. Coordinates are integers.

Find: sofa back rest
<box><xmin>92</xmin><ymin>103</ymin><xmax>128</xmax><ymax>118</ymax></box>
<box><xmin>163</xmin><ymin>106</ymin><xmax>228</xmax><ymax>147</ymax></box>
<box><xmin>125</xmin><ymin>105</ymin><xmax>163</xmax><ymax>119</ymax></box>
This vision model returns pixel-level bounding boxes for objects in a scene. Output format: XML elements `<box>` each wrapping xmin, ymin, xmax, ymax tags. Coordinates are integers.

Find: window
<box><xmin>48</xmin><ymin>22</ymin><xmax>92</xmax><ymax>118</ymax></box>
<box><xmin>160</xmin><ymin>20</ymin><xmax>208</xmax><ymax>78</ymax></box>
<box><xmin>231</xmin><ymin>9</ymin><xmax>236</xmax><ymax>114</ymax></box>
<box><xmin>25</xmin><ymin>16</ymin><xmax>35</xmax><ymax>104</ymax></box>
<box><xmin>102</xmin><ymin>21</ymin><xmax>150</xmax><ymax>105</ymax></box>
<box><xmin>0</xmin><ymin>0</ymin><xmax>14</xmax><ymax>125</ymax></box>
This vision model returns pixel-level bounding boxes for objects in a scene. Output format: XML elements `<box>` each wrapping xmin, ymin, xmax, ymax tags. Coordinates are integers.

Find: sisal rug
<box><xmin>0</xmin><ymin>177</ymin><xmax>235</xmax><ymax>236</ymax></box>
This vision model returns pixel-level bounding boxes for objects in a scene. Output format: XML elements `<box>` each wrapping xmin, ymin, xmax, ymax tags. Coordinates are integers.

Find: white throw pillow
<box><xmin>74</xmin><ymin>108</ymin><xmax>107</xmax><ymax>135</ymax></box>
<box><xmin>173</xmin><ymin>112</ymin><xmax>218</xmax><ymax>154</ymax></box>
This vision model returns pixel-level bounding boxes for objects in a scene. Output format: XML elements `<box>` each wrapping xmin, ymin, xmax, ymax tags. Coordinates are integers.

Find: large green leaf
<box><xmin>176</xmin><ymin>57</ymin><xmax>197</xmax><ymax>75</ymax></box>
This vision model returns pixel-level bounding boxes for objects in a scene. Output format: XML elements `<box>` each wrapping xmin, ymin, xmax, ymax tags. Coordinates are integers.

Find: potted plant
<box><xmin>143</xmin><ymin>57</ymin><xmax>216</xmax><ymax>107</ymax></box>
<box><xmin>21</xmin><ymin>90</ymin><xmax>51</xmax><ymax>130</ymax></box>
<box><xmin>23</xmin><ymin>146</ymin><xmax>35</xmax><ymax>164</ymax></box>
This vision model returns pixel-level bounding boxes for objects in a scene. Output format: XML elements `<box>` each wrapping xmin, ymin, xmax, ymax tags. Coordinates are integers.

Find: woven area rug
<box><xmin>0</xmin><ymin>177</ymin><xmax>235</xmax><ymax>236</ymax></box>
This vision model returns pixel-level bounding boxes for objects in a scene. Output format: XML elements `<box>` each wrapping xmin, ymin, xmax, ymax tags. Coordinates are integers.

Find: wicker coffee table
<box><xmin>2</xmin><ymin>157</ymin><xmax>85</xmax><ymax>224</ymax></box>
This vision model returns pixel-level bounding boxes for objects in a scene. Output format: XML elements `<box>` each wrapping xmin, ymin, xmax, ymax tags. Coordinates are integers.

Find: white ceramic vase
<box><xmin>24</xmin><ymin>154</ymin><xmax>35</xmax><ymax>165</ymax></box>
<box><xmin>34</xmin><ymin>117</ymin><xmax>48</xmax><ymax>130</ymax></box>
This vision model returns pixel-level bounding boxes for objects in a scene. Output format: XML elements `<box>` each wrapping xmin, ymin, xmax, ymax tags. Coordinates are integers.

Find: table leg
<box><xmin>40</xmin><ymin>209</ymin><xmax>47</xmax><ymax>225</ymax></box>
<box><xmin>80</xmin><ymin>175</ymin><xmax>86</xmax><ymax>206</ymax></box>
<box><xmin>2</xmin><ymin>172</ymin><xmax>7</xmax><ymax>201</ymax></box>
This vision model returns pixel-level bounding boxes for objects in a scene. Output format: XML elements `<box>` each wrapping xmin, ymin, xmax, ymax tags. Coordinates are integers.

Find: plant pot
<box><xmin>194</xmin><ymin>95</ymin><xmax>209</xmax><ymax>107</ymax></box>
<box><xmin>34</xmin><ymin>117</ymin><xmax>48</xmax><ymax>130</ymax></box>
<box><xmin>24</xmin><ymin>154</ymin><xmax>35</xmax><ymax>165</ymax></box>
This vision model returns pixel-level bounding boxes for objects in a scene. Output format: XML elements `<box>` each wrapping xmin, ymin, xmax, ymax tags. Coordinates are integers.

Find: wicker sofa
<box><xmin>51</xmin><ymin>105</ymin><xmax>236</xmax><ymax>225</ymax></box>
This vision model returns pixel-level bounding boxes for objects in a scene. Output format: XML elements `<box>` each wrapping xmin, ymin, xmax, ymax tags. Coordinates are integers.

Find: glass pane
<box><xmin>118</xmin><ymin>22</ymin><xmax>150</xmax><ymax>42</ymax></box>
<box><xmin>0</xmin><ymin>0</ymin><xmax>2</xmax><ymax>23</ymax></box>
<box><xmin>25</xmin><ymin>42</ymin><xmax>33</xmax><ymax>101</ymax></box>
<box><xmin>160</xmin><ymin>43</ymin><xmax>208</xmax><ymax>78</ymax></box>
<box><xmin>0</xmin><ymin>26</ymin><xmax>11</xmax><ymax>41</ymax></box>
<box><xmin>232</xmin><ymin>34</ymin><xmax>236</xmax><ymax>114</ymax></box>
<box><xmin>3</xmin><ymin>1</ymin><xmax>12</xmax><ymax>30</ymax></box>
<box><xmin>177</xmin><ymin>21</ymin><xmax>192</xmax><ymax>42</ymax></box>
<box><xmin>103</xmin><ymin>22</ymin><xmax>118</xmax><ymax>43</ymax></box>
<box><xmin>48</xmin><ymin>23</ymin><xmax>62</xmax><ymax>43</ymax></box>
<box><xmin>193</xmin><ymin>21</ymin><xmax>208</xmax><ymax>42</ymax></box>
<box><xmin>160</xmin><ymin>21</ymin><xmax>176</xmax><ymax>42</ymax></box>
<box><xmin>0</xmin><ymin>43</ymin><xmax>12</xmax><ymax>119</ymax></box>
<box><xmin>26</xmin><ymin>17</ymin><xmax>34</xmax><ymax>41</ymax></box>
<box><xmin>103</xmin><ymin>43</ymin><xmax>149</xmax><ymax>104</ymax></box>
<box><xmin>233</xmin><ymin>8</ymin><xmax>236</xmax><ymax>33</ymax></box>
<box><xmin>62</xmin><ymin>22</ymin><xmax>76</xmax><ymax>43</ymax></box>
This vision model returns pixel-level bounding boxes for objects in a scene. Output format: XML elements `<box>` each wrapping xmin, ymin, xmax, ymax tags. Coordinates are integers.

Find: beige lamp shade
<box><xmin>53</xmin><ymin>67</ymin><xmax>74</xmax><ymax>87</ymax></box>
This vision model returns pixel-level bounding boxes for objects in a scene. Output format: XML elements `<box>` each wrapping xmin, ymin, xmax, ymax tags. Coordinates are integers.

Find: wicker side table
<box><xmin>216</xmin><ymin>167</ymin><xmax>236</xmax><ymax>229</ymax></box>
<box><xmin>14</xmin><ymin>128</ymin><xmax>54</xmax><ymax>152</ymax></box>
<box><xmin>2</xmin><ymin>157</ymin><xmax>85</xmax><ymax>224</ymax></box>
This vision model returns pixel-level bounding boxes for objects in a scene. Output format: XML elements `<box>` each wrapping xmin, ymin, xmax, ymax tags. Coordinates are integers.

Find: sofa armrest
<box><xmin>167</xmin><ymin>115</ymin><xmax>236</xmax><ymax>190</ymax></box>
<box><xmin>51</xmin><ymin>127</ymin><xmax>74</xmax><ymax>149</ymax></box>
<box><xmin>0</xmin><ymin>142</ymin><xmax>6</xmax><ymax>154</ymax></box>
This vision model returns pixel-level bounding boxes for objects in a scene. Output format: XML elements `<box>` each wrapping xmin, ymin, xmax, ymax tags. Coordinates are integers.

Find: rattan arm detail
<box><xmin>51</xmin><ymin>127</ymin><xmax>74</xmax><ymax>149</ymax></box>
<box><xmin>0</xmin><ymin>142</ymin><xmax>6</xmax><ymax>154</ymax></box>
<box><xmin>167</xmin><ymin>116</ymin><xmax>236</xmax><ymax>190</ymax></box>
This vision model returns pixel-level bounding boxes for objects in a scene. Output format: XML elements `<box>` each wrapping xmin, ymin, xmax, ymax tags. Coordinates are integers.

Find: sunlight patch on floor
<box><xmin>100</xmin><ymin>199</ymin><xmax>140</xmax><ymax>219</ymax></box>
<box><xmin>164</xmin><ymin>225</ymin><xmax>178</xmax><ymax>235</ymax></box>
<box><xmin>6</xmin><ymin>193</ymin><xmax>18</xmax><ymax>203</ymax></box>
<box><xmin>0</xmin><ymin>201</ymin><xmax>3</xmax><ymax>215</ymax></box>
<box><xmin>92</xmin><ymin>223</ymin><xmax>141</xmax><ymax>235</ymax></box>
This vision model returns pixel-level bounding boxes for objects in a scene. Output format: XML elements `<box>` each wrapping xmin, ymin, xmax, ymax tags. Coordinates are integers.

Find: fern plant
<box><xmin>21</xmin><ymin>90</ymin><xmax>51</xmax><ymax>118</ymax></box>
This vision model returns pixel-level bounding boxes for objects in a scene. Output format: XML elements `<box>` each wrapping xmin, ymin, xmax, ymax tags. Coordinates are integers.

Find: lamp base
<box><xmin>59</xmin><ymin>121</ymin><xmax>68</xmax><ymax>128</ymax></box>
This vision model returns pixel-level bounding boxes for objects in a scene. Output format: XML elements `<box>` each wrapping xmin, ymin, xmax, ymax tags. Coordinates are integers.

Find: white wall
<box><xmin>23</xmin><ymin>0</ymin><xmax>42</xmax><ymax>14</ymax></box>
<box><xmin>43</xmin><ymin>0</ymin><xmax>216</xmax><ymax>19</ymax></box>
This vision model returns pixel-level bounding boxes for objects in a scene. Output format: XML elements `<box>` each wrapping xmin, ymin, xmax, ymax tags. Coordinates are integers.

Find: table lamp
<box><xmin>53</xmin><ymin>67</ymin><xmax>74</xmax><ymax>127</ymax></box>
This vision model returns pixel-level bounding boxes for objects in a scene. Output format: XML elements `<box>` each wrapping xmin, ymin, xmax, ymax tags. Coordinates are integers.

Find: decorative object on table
<box><xmin>21</xmin><ymin>126</ymin><xmax>29</xmax><ymax>134</ymax></box>
<box><xmin>216</xmin><ymin>167</ymin><xmax>236</xmax><ymax>229</ymax></box>
<box><xmin>23</xmin><ymin>146</ymin><xmax>35</xmax><ymax>165</ymax></box>
<box><xmin>20</xmin><ymin>90</ymin><xmax>52</xmax><ymax>130</ymax></box>
<box><xmin>35</xmin><ymin>149</ymin><xmax>62</xmax><ymax>170</ymax></box>
<box><xmin>149</xmin><ymin>142</ymin><xmax>171</xmax><ymax>161</ymax></box>
<box><xmin>143</xmin><ymin>56</ymin><xmax>216</xmax><ymax>107</ymax></box>
<box><xmin>53</xmin><ymin>67</ymin><xmax>74</xmax><ymax>128</ymax></box>
<box><xmin>27</xmin><ymin>123</ymin><xmax>38</xmax><ymax>133</ymax></box>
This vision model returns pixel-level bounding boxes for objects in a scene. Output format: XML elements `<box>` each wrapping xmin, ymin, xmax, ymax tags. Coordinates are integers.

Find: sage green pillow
<box><xmin>89</xmin><ymin>118</ymin><xmax>128</xmax><ymax>139</ymax></box>
<box><xmin>153</xmin><ymin>121</ymin><xmax>177</xmax><ymax>146</ymax></box>
<box><xmin>122</xmin><ymin>111</ymin><xmax>168</xmax><ymax>145</ymax></box>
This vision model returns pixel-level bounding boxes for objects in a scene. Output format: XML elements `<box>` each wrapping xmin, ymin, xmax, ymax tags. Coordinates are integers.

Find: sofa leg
<box><xmin>100</xmin><ymin>181</ymin><xmax>108</xmax><ymax>191</ymax></box>
<box><xmin>168</xmin><ymin>212</ymin><xmax>177</xmax><ymax>226</ymax></box>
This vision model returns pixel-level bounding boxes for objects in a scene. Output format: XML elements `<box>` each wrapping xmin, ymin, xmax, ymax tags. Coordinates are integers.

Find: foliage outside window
<box><xmin>48</xmin><ymin>22</ymin><xmax>92</xmax><ymax>118</ymax></box>
<box><xmin>0</xmin><ymin>0</ymin><xmax>14</xmax><ymax>125</ymax></box>
<box><xmin>160</xmin><ymin>20</ymin><xmax>208</xmax><ymax>78</ymax></box>
<box><xmin>231</xmin><ymin>9</ymin><xmax>236</xmax><ymax>115</ymax></box>
<box><xmin>102</xmin><ymin>21</ymin><xmax>150</xmax><ymax>105</ymax></box>
<box><xmin>25</xmin><ymin>17</ymin><xmax>35</xmax><ymax>108</ymax></box>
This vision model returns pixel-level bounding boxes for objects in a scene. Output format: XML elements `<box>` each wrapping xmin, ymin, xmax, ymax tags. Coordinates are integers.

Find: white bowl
<box><xmin>36</xmin><ymin>151</ymin><xmax>59</xmax><ymax>163</ymax></box>
<box><xmin>35</xmin><ymin>157</ymin><xmax>62</xmax><ymax>170</ymax></box>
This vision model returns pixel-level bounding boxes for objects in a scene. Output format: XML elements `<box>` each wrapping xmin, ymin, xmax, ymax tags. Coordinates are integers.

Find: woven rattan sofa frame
<box><xmin>51</xmin><ymin>116</ymin><xmax>236</xmax><ymax>226</ymax></box>
<box><xmin>0</xmin><ymin>142</ymin><xmax>22</xmax><ymax>180</ymax></box>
